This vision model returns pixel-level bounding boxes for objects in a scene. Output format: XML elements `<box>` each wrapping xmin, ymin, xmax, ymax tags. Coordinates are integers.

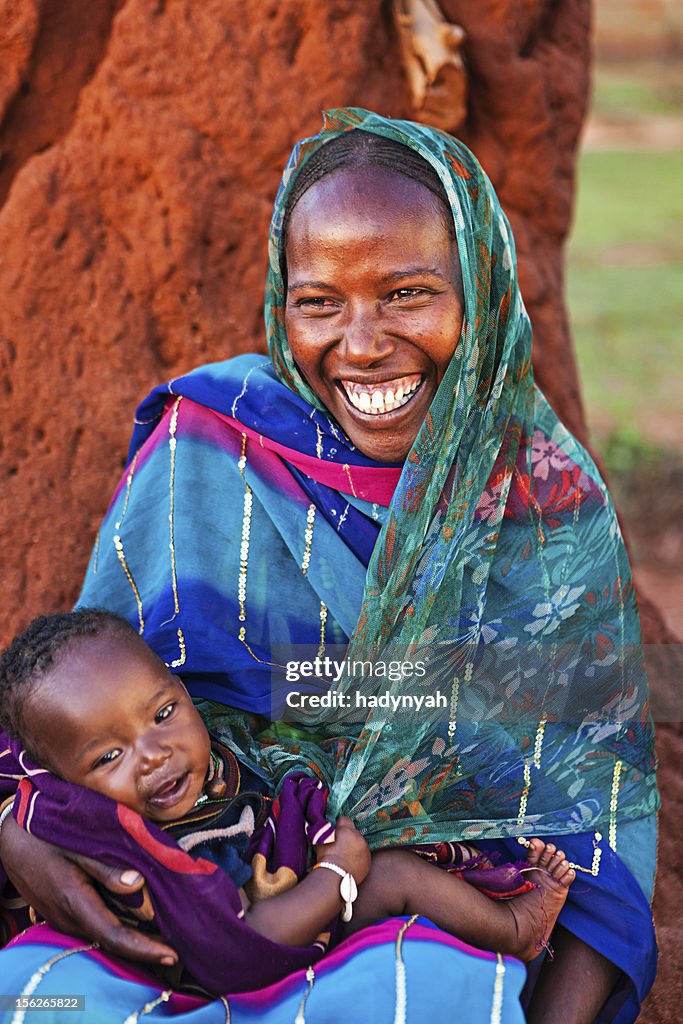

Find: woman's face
<box><xmin>284</xmin><ymin>166</ymin><xmax>464</xmax><ymax>463</ymax></box>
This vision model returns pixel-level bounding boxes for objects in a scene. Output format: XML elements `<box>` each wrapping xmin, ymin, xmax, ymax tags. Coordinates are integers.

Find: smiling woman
<box><xmin>0</xmin><ymin>108</ymin><xmax>658</xmax><ymax>1023</ymax></box>
<box><xmin>284</xmin><ymin>162</ymin><xmax>464</xmax><ymax>462</ymax></box>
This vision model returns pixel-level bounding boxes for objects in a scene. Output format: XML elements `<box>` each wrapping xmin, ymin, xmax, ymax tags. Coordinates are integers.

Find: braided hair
<box><xmin>280</xmin><ymin>129</ymin><xmax>458</xmax><ymax>281</ymax></box>
<box><xmin>0</xmin><ymin>609</ymin><xmax>136</xmax><ymax>760</ymax></box>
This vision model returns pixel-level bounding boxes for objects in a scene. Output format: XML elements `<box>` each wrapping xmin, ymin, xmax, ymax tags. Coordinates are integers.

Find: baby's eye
<box><xmin>94</xmin><ymin>749</ymin><xmax>122</xmax><ymax>769</ymax></box>
<box><xmin>155</xmin><ymin>701</ymin><xmax>176</xmax><ymax>723</ymax></box>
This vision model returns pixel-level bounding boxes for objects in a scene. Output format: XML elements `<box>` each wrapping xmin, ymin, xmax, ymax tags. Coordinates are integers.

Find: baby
<box><xmin>0</xmin><ymin>609</ymin><xmax>574</xmax><ymax>972</ymax></box>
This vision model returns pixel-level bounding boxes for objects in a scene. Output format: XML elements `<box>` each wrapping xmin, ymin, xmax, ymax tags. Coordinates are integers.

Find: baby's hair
<box><xmin>0</xmin><ymin>609</ymin><xmax>137</xmax><ymax>761</ymax></box>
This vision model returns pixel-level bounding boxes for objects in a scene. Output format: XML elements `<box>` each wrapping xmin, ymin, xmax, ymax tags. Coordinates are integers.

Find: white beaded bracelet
<box><xmin>313</xmin><ymin>861</ymin><xmax>358</xmax><ymax>922</ymax></box>
<box><xmin>0</xmin><ymin>802</ymin><xmax>13</xmax><ymax>835</ymax></box>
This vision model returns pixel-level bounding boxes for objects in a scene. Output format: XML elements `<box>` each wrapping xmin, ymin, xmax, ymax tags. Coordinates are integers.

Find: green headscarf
<box><xmin>260</xmin><ymin>108</ymin><xmax>656</xmax><ymax>845</ymax></box>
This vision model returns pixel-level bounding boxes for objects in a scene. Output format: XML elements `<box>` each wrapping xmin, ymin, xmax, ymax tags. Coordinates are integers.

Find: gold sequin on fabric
<box><xmin>165</xmin><ymin>397</ymin><xmax>182</xmax><ymax>621</ymax></box>
<box><xmin>167</xmin><ymin>627</ymin><xmax>186</xmax><ymax>669</ymax></box>
<box><xmin>590</xmin><ymin>832</ymin><xmax>603</xmax><ymax>875</ymax></box>
<box><xmin>566</xmin><ymin>831</ymin><xmax>603</xmax><ymax>877</ymax></box>
<box><xmin>609</xmin><ymin>759</ymin><xmax>623</xmax><ymax>851</ymax></box>
<box><xmin>490</xmin><ymin>953</ymin><xmax>506</xmax><ymax>1024</ymax></box>
<box><xmin>342</xmin><ymin>464</ymin><xmax>358</xmax><ymax>498</ymax></box>
<box><xmin>10</xmin><ymin>942</ymin><xmax>97</xmax><ymax>1024</ymax></box>
<box><xmin>533</xmin><ymin>715</ymin><xmax>547</xmax><ymax>770</ymax></box>
<box><xmin>394</xmin><ymin>915</ymin><xmax>418</xmax><ymax>1024</ymax></box>
<box><xmin>518</xmin><ymin>831</ymin><xmax>604</xmax><ymax>877</ymax></box>
<box><xmin>113</xmin><ymin>535</ymin><xmax>144</xmax><ymax>634</ymax></box>
<box><xmin>92</xmin><ymin>531</ymin><xmax>100</xmax><ymax>574</ymax></box>
<box><xmin>516</xmin><ymin>716</ymin><xmax>548</xmax><ymax>826</ymax></box>
<box><xmin>237</xmin><ymin>433</ymin><xmax>253</xmax><ymax>646</ymax></box>
<box><xmin>294</xmin><ymin>965</ymin><xmax>316</xmax><ymax>1024</ymax></box>
<box><xmin>155</xmin><ymin>398</ymin><xmax>186</xmax><ymax>668</ymax></box>
<box><xmin>565</xmin><ymin>832</ymin><xmax>604</xmax><ymax>877</ymax></box>
<box><xmin>302</xmin><ymin>504</ymin><xmax>316</xmax><ymax>576</ymax></box>
<box><xmin>318</xmin><ymin>602</ymin><xmax>327</xmax><ymax>658</ymax></box>
<box><xmin>122</xmin><ymin>988</ymin><xmax>172</xmax><ymax>1023</ymax></box>
<box><xmin>517</xmin><ymin>758</ymin><xmax>532</xmax><ymax>828</ymax></box>
<box><xmin>315</xmin><ymin>424</ymin><xmax>323</xmax><ymax>460</ymax></box>
<box><xmin>115</xmin><ymin>448</ymin><xmax>141</xmax><ymax>531</ymax></box>
<box><xmin>447</xmin><ymin>676</ymin><xmax>459</xmax><ymax>744</ymax></box>
<box><xmin>447</xmin><ymin>661</ymin><xmax>471</xmax><ymax>745</ymax></box>
<box><xmin>236</xmin><ymin>435</ymin><xmax>324</xmax><ymax>671</ymax></box>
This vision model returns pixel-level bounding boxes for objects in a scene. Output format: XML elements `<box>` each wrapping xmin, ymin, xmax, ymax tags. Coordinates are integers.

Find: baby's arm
<box><xmin>243</xmin><ymin>816</ymin><xmax>371</xmax><ymax>947</ymax></box>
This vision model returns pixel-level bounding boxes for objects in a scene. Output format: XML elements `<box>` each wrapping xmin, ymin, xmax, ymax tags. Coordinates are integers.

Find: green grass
<box><xmin>592</xmin><ymin>63</ymin><xmax>683</xmax><ymax>120</ymax></box>
<box><xmin>567</xmin><ymin>149</ymin><xmax>683</xmax><ymax>458</ymax></box>
<box><xmin>569</xmin><ymin>149</ymin><xmax>683</xmax><ymax>249</ymax></box>
<box><xmin>568</xmin><ymin>262</ymin><xmax>682</xmax><ymax>435</ymax></box>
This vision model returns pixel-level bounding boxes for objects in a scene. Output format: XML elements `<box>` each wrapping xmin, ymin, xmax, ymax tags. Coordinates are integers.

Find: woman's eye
<box><xmin>155</xmin><ymin>701</ymin><xmax>176</xmax><ymax>723</ymax></box>
<box><xmin>389</xmin><ymin>287</ymin><xmax>426</xmax><ymax>301</ymax></box>
<box><xmin>94</xmin><ymin>749</ymin><xmax>122</xmax><ymax>769</ymax></box>
<box><xmin>295</xmin><ymin>296</ymin><xmax>339</xmax><ymax>312</ymax></box>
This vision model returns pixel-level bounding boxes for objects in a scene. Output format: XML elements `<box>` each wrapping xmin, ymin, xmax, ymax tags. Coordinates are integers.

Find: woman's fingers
<box><xmin>66</xmin><ymin>851</ymin><xmax>144</xmax><ymax>894</ymax></box>
<box><xmin>0</xmin><ymin>817</ymin><xmax>177</xmax><ymax>965</ymax></box>
<box><xmin>60</xmin><ymin>879</ymin><xmax>178</xmax><ymax>965</ymax></box>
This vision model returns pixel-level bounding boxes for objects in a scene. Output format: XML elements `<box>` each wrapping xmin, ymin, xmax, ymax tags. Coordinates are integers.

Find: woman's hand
<box><xmin>315</xmin><ymin>816</ymin><xmax>371</xmax><ymax>885</ymax></box>
<box><xmin>0</xmin><ymin>815</ymin><xmax>178</xmax><ymax>966</ymax></box>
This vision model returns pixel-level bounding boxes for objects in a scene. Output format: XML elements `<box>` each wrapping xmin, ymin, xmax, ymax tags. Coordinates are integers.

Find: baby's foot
<box><xmin>506</xmin><ymin>839</ymin><xmax>575</xmax><ymax>961</ymax></box>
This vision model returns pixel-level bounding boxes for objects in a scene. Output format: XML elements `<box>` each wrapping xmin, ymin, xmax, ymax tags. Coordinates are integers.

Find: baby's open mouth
<box><xmin>149</xmin><ymin>772</ymin><xmax>189</xmax><ymax>807</ymax></box>
<box><xmin>340</xmin><ymin>374</ymin><xmax>423</xmax><ymax>415</ymax></box>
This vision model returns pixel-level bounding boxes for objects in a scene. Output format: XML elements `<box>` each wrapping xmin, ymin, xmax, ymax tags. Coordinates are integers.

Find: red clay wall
<box><xmin>1</xmin><ymin>0</ymin><xmax>592</xmax><ymax>642</ymax></box>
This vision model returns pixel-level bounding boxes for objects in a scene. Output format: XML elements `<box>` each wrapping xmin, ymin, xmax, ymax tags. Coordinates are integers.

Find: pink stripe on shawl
<box><xmin>9</xmin><ymin>917</ymin><xmax>511</xmax><ymax>1009</ymax></box>
<box><xmin>110</xmin><ymin>401</ymin><xmax>401</xmax><ymax>508</ymax></box>
<box><xmin>235</xmin><ymin>917</ymin><xmax>509</xmax><ymax>1007</ymax></box>
<box><xmin>212</xmin><ymin>410</ymin><xmax>402</xmax><ymax>505</ymax></box>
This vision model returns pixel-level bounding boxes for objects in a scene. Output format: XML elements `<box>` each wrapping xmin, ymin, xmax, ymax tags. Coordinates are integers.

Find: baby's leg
<box><xmin>343</xmin><ymin>839</ymin><xmax>574</xmax><ymax>962</ymax></box>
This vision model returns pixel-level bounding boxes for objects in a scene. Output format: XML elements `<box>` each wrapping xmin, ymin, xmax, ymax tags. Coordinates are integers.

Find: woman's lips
<box><xmin>147</xmin><ymin>771</ymin><xmax>191</xmax><ymax>809</ymax></box>
<box><xmin>339</xmin><ymin>373</ymin><xmax>423</xmax><ymax>415</ymax></box>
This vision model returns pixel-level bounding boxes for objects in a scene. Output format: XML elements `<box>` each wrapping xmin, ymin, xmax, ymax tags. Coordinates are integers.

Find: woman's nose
<box><xmin>340</xmin><ymin>304</ymin><xmax>394</xmax><ymax>365</ymax></box>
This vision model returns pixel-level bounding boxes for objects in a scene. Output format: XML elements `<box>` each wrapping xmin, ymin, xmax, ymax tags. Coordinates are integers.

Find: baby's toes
<box><xmin>527</xmin><ymin>840</ymin><xmax>556</xmax><ymax>869</ymax></box>
<box><xmin>547</xmin><ymin>848</ymin><xmax>566</xmax><ymax>875</ymax></box>
<box><xmin>525</xmin><ymin>838</ymin><xmax>547</xmax><ymax>866</ymax></box>
<box><xmin>555</xmin><ymin>862</ymin><xmax>576</xmax><ymax>889</ymax></box>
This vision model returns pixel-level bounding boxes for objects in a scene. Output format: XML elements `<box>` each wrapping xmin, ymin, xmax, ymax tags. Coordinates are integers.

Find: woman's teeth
<box><xmin>342</xmin><ymin>375</ymin><xmax>422</xmax><ymax>415</ymax></box>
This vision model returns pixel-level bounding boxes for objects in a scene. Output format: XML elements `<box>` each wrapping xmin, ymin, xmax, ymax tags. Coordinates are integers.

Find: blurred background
<box><xmin>569</xmin><ymin>0</ymin><xmax>683</xmax><ymax>637</ymax></box>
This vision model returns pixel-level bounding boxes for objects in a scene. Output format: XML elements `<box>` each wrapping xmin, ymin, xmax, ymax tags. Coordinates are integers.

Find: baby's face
<box><xmin>26</xmin><ymin>630</ymin><xmax>211</xmax><ymax>822</ymax></box>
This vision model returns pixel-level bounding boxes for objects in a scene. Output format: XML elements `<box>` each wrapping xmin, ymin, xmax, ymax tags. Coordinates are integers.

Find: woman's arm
<box><xmin>245</xmin><ymin>816</ymin><xmax>371</xmax><ymax>947</ymax></box>
<box><xmin>0</xmin><ymin>815</ymin><xmax>178</xmax><ymax>965</ymax></box>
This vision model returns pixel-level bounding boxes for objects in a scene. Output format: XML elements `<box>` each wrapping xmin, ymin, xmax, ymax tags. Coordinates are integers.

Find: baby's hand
<box><xmin>315</xmin><ymin>816</ymin><xmax>371</xmax><ymax>885</ymax></box>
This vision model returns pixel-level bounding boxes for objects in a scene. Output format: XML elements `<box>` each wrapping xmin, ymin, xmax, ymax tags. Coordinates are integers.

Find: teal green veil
<box><xmin>259</xmin><ymin>108</ymin><xmax>657</xmax><ymax>845</ymax></box>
